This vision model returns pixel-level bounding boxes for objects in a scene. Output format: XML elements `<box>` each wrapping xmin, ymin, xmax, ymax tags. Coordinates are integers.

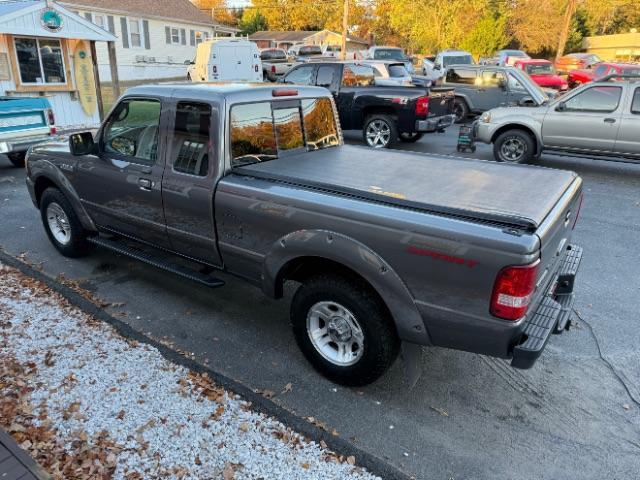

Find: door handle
<box><xmin>138</xmin><ymin>178</ymin><xmax>152</xmax><ymax>191</ymax></box>
<box><xmin>604</xmin><ymin>118</ymin><xmax>616</xmax><ymax>124</ymax></box>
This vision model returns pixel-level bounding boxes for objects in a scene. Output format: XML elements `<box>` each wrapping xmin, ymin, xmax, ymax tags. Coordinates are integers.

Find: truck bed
<box><xmin>234</xmin><ymin>145</ymin><xmax>578</xmax><ymax>231</ymax></box>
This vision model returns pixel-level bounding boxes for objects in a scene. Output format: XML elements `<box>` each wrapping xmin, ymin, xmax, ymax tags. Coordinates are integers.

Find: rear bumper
<box><xmin>415</xmin><ymin>114</ymin><xmax>455</xmax><ymax>133</ymax></box>
<box><xmin>511</xmin><ymin>244</ymin><xmax>583</xmax><ymax>369</ymax></box>
<box><xmin>0</xmin><ymin>134</ymin><xmax>51</xmax><ymax>154</ymax></box>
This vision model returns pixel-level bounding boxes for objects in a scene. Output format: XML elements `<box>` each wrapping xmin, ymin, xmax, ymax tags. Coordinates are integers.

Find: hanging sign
<box><xmin>40</xmin><ymin>8</ymin><xmax>63</xmax><ymax>33</ymax></box>
<box><xmin>74</xmin><ymin>41</ymin><xmax>97</xmax><ymax>117</ymax></box>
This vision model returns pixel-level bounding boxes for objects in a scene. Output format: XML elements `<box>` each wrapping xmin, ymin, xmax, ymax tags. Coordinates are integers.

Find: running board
<box><xmin>87</xmin><ymin>236</ymin><xmax>225</xmax><ymax>288</ymax></box>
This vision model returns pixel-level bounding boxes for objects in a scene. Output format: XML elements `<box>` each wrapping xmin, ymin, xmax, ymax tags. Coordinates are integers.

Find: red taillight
<box><xmin>415</xmin><ymin>96</ymin><xmax>429</xmax><ymax>116</ymax></box>
<box><xmin>272</xmin><ymin>88</ymin><xmax>298</xmax><ymax>97</ymax></box>
<box><xmin>490</xmin><ymin>260</ymin><xmax>540</xmax><ymax>320</ymax></box>
<box><xmin>46</xmin><ymin>109</ymin><xmax>56</xmax><ymax>135</ymax></box>
<box><xmin>271</xmin><ymin>65</ymin><xmax>276</xmax><ymax>73</ymax></box>
<box><xmin>572</xmin><ymin>193</ymin><xmax>583</xmax><ymax>230</ymax></box>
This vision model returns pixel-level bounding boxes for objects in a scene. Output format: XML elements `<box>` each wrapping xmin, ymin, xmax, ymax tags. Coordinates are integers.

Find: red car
<box><xmin>568</xmin><ymin>62</ymin><xmax>640</xmax><ymax>88</ymax></box>
<box><xmin>513</xmin><ymin>59</ymin><xmax>568</xmax><ymax>91</ymax></box>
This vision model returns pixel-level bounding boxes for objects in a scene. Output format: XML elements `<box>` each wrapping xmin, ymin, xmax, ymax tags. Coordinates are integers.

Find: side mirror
<box><xmin>556</xmin><ymin>101</ymin><xmax>566</xmax><ymax>112</ymax></box>
<box><xmin>434</xmin><ymin>63</ymin><xmax>441</xmax><ymax>70</ymax></box>
<box><xmin>69</xmin><ymin>132</ymin><xmax>96</xmax><ymax>156</ymax></box>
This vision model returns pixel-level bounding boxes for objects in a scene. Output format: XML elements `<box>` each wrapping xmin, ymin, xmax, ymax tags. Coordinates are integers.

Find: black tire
<box><xmin>7</xmin><ymin>151</ymin><xmax>26</xmax><ymax>168</ymax></box>
<box><xmin>40</xmin><ymin>188</ymin><xmax>92</xmax><ymax>258</ymax></box>
<box><xmin>362</xmin><ymin>114</ymin><xmax>398</xmax><ymax>149</ymax></box>
<box><xmin>399</xmin><ymin>132</ymin><xmax>424</xmax><ymax>143</ymax></box>
<box><xmin>290</xmin><ymin>274</ymin><xmax>400</xmax><ymax>386</ymax></box>
<box><xmin>187</xmin><ymin>73</ymin><xmax>191</xmax><ymax>81</ymax></box>
<box><xmin>453</xmin><ymin>98</ymin><xmax>469</xmax><ymax>124</ymax></box>
<box><xmin>493</xmin><ymin>129</ymin><xmax>535</xmax><ymax>164</ymax></box>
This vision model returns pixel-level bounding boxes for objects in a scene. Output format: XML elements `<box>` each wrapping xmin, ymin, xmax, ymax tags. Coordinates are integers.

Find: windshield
<box><xmin>299</xmin><ymin>46</ymin><xmax>322</xmax><ymax>56</ymax></box>
<box><xmin>261</xmin><ymin>50</ymin><xmax>286</xmax><ymax>60</ymax></box>
<box><xmin>526</xmin><ymin>63</ymin><xmax>555</xmax><ymax>75</ymax></box>
<box><xmin>230</xmin><ymin>98</ymin><xmax>340</xmax><ymax>167</ymax></box>
<box><xmin>373</xmin><ymin>49</ymin><xmax>405</xmax><ymax>61</ymax></box>
<box><xmin>442</xmin><ymin>55</ymin><xmax>473</xmax><ymax>67</ymax></box>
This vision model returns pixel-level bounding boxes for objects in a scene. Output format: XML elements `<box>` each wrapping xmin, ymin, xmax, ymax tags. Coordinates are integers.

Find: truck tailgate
<box><xmin>428</xmin><ymin>87</ymin><xmax>455</xmax><ymax>117</ymax></box>
<box><xmin>234</xmin><ymin>145</ymin><xmax>578</xmax><ymax>231</ymax></box>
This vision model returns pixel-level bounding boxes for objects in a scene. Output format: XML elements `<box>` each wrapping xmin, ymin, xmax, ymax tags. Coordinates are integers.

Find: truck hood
<box><xmin>530</xmin><ymin>74</ymin><xmax>567</xmax><ymax>89</ymax></box>
<box><xmin>234</xmin><ymin>145</ymin><xmax>578</xmax><ymax>231</ymax></box>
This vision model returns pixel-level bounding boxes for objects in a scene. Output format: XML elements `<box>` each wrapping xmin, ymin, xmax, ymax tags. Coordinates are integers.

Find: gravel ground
<box><xmin>0</xmin><ymin>263</ymin><xmax>380</xmax><ymax>480</ymax></box>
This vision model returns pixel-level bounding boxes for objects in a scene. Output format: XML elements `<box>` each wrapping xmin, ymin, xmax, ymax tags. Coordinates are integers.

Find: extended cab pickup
<box><xmin>25</xmin><ymin>84</ymin><xmax>583</xmax><ymax>386</ymax></box>
<box><xmin>260</xmin><ymin>48</ymin><xmax>297</xmax><ymax>82</ymax></box>
<box><xmin>281</xmin><ymin>61</ymin><xmax>455</xmax><ymax>148</ymax></box>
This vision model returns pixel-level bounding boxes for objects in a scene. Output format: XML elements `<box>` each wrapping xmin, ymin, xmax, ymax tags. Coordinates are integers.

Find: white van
<box><xmin>190</xmin><ymin>38</ymin><xmax>262</xmax><ymax>82</ymax></box>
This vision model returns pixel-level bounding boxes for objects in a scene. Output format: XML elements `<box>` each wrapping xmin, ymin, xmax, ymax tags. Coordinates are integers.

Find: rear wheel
<box><xmin>493</xmin><ymin>129</ymin><xmax>535</xmax><ymax>164</ymax></box>
<box><xmin>363</xmin><ymin>114</ymin><xmax>398</xmax><ymax>149</ymax></box>
<box><xmin>40</xmin><ymin>188</ymin><xmax>92</xmax><ymax>257</ymax></box>
<box><xmin>290</xmin><ymin>274</ymin><xmax>400</xmax><ymax>386</ymax></box>
<box><xmin>7</xmin><ymin>152</ymin><xmax>26</xmax><ymax>168</ymax></box>
<box><xmin>399</xmin><ymin>132</ymin><xmax>424</xmax><ymax>143</ymax></box>
<box><xmin>453</xmin><ymin>98</ymin><xmax>469</xmax><ymax>124</ymax></box>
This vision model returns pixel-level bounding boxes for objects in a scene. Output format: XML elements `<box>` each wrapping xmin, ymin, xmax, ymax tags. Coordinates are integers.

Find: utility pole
<box><xmin>341</xmin><ymin>0</ymin><xmax>348</xmax><ymax>60</ymax></box>
<box><xmin>556</xmin><ymin>0</ymin><xmax>578</xmax><ymax>61</ymax></box>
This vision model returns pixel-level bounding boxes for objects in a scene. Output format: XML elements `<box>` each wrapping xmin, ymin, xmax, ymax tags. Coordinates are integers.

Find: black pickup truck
<box><xmin>281</xmin><ymin>61</ymin><xmax>455</xmax><ymax>148</ymax></box>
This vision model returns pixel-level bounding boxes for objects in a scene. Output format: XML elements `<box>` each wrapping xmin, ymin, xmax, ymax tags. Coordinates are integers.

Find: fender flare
<box><xmin>454</xmin><ymin>93</ymin><xmax>473</xmax><ymax>111</ymax></box>
<box><xmin>29</xmin><ymin>159</ymin><xmax>97</xmax><ymax>232</ymax></box>
<box><xmin>262</xmin><ymin>229</ymin><xmax>431</xmax><ymax>345</ymax></box>
<box><xmin>490</xmin><ymin>121</ymin><xmax>543</xmax><ymax>152</ymax></box>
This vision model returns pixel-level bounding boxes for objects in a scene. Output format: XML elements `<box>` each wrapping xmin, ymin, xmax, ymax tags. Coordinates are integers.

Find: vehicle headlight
<box><xmin>480</xmin><ymin>112</ymin><xmax>492</xmax><ymax>124</ymax></box>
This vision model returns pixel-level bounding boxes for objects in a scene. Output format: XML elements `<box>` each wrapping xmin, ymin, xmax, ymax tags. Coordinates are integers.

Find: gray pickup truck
<box><xmin>25</xmin><ymin>83</ymin><xmax>584</xmax><ymax>386</ymax></box>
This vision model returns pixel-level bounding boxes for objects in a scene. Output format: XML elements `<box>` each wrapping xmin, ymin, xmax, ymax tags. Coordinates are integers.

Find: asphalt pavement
<box><xmin>1</xmin><ymin>128</ymin><xmax>639</xmax><ymax>479</ymax></box>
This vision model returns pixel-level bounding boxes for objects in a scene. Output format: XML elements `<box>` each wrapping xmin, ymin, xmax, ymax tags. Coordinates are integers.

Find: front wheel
<box><xmin>399</xmin><ymin>132</ymin><xmax>423</xmax><ymax>143</ymax></box>
<box><xmin>40</xmin><ymin>188</ymin><xmax>92</xmax><ymax>257</ymax></box>
<box><xmin>7</xmin><ymin>151</ymin><xmax>26</xmax><ymax>168</ymax></box>
<box><xmin>291</xmin><ymin>274</ymin><xmax>400</xmax><ymax>386</ymax></box>
<box><xmin>493</xmin><ymin>129</ymin><xmax>535</xmax><ymax>164</ymax></box>
<box><xmin>363</xmin><ymin>114</ymin><xmax>398</xmax><ymax>149</ymax></box>
<box><xmin>453</xmin><ymin>98</ymin><xmax>469</xmax><ymax>124</ymax></box>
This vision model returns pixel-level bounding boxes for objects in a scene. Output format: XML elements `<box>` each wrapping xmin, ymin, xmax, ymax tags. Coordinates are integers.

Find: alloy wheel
<box><xmin>365</xmin><ymin>120</ymin><xmax>391</xmax><ymax>148</ymax></box>
<box><xmin>46</xmin><ymin>202</ymin><xmax>72</xmax><ymax>245</ymax></box>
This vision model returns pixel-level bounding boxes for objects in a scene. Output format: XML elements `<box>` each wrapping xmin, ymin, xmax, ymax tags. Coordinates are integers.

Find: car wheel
<box><xmin>399</xmin><ymin>132</ymin><xmax>423</xmax><ymax>143</ymax></box>
<box><xmin>7</xmin><ymin>152</ymin><xmax>26</xmax><ymax>168</ymax></box>
<box><xmin>291</xmin><ymin>274</ymin><xmax>400</xmax><ymax>386</ymax></box>
<box><xmin>187</xmin><ymin>73</ymin><xmax>191</xmax><ymax>81</ymax></box>
<box><xmin>40</xmin><ymin>188</ymin><xmax>92</xmax><ymax>258</ymax></box>
<box><xmin>493</xmin><ymin>129</ymin><xmax>535</xmax><ymax>164</ymax></box>
<box><xmin>363</xmin><ymin>115</ymin><xmax>398</xmax><ymax>149</ymax></box>
<box><xmin>453</xmin><ymin>98</ymin><xmax>469</xmax><ymax>124</ymax></box>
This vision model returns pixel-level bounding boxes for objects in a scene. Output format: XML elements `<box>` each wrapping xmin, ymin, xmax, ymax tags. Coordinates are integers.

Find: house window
<box><xmin>94</xmin><ymin>14</ymin><xmax>105</xmax><ymax>29</ymax></box>
<box><xmin>14</xmin><ymin>37</ymin><xmax>66</xmax><ymax>84</ymax></box>
<box><xmin>171</xmin><ymin>27</ymin><xmax>180</xmax><ymax>44</ymax></box>
<box><xmin>129</xmin><ymin>19</ymin><xmax>142</xmax><ymax>48</ymax></box>
<box><xmin>195</xmin><ymin>32</ymin><xmax>204</xmax><ymax>45</ymax></box>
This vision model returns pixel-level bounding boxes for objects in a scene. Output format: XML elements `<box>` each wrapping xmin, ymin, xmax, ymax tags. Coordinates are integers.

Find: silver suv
<box><xmin>475</xmin><ymin>76</ymin><xmax>640</xmax><ymax>163</ymax></box>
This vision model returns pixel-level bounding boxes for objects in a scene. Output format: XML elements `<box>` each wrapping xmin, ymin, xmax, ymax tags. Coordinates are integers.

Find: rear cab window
<box><xmin>632</xmin><ymin>88</ymin><xmax>640</xmax><ymax>114</ymax></box>
<box><xmin>230</xmin><ymin>97</ymin><xmax>340</xmax><ymax>167</ymax></box>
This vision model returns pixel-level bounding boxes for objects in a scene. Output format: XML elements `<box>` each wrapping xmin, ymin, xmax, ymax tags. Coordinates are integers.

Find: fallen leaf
<box><xmin>116</xmin><ymin>410</ymin><xmax>126</xmax><ymax>420</ymax></box>
<box><xmin>281</xmin><ymin>382</ymin><xmax>293</xmax><ymax>394</ymax></box>
<box><xmin>239</xmin><ymin>422</ymin><xmax>249</xmax><ymax>433</ymax></box>
<box><xmin>347</xmin><ymin>455</ymin><xmax>356</xmax><ymax>465</ymax></box>
<box><xmin>195</xmin><ymin>455</ymin><xmax>202</xmax><ymax>465</ymax></box>
<box><xmin>430</xmin><ymin>406</ymin><xmax>449</xmax><ymax>417</ymax></box>
<box><xmin>622</xmin><ymin>404</ymin><xmax>631</xmax><ymax>411</ymax></box>
<box><xmin>301</xmin><ymin>462</ymin><xmax>310</xmax><ymax>469</ymax></box>
<box><xmin>222</xmin><ymin>463</ymin><xmax>235</xmax><ymax>480</ymax></box>
<box><xmin>44</xmin><ymin>351</ymin><xmax>55</xmax><ymax>367</ymax></box>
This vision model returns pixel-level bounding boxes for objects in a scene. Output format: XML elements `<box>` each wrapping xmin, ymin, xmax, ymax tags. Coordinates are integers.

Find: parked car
<box><xmin>497</xmin><ymin>49</ymin><xmax>530</xmax><ymax>66</ymax></box>
<box><xmin>260</xmin><ymin>48</ymin><xmax>296</xmax><ymax>82</ymax></box>
<box><xmin>289</xmin><ymin>44</ymin><xmax>323</xmax><ymax>60</ymax></box>
<box><xmin>365</xmin><ymin>46</ymin><xmax>415</xmax><ymax>74</ymax></box>
<box><xmin>442</xmin><ymin>65</ymin><xmax>550</xmax><ymax>123</ymax></box>
<box><xmin>568</xmin><ymin>62</ymin><xmax>640</xmax><ymax>88</ymax></box>
<box><xmin>281</xmin><ymin>61</ymin><xmax>455</xmax><ymax>148</ymax></box>
<box><xmin>475</xmin><ymin>76</ymin><xmax>640</xmax><ymax>163</ymax></box>
<box><xmin>513</xmin><ymin>59</ymin><xmax>569</xmax><ymax>91</ymax></box>
<box><xmin>25</xmin><ymin>83</ymin><xmax>584</xmax><ymax>386</ymax></box>
<box><xmin>0</xmin><ymin>96</ymin><xmax>56</xmax><ymax>167</ymax></box>
<box><xmin>189</xmin><ymin>38</ymin><xmax>262</xmax><ymax>82</ymax></box>
<box><xmin>431</xmin><ymin>49</ymin><xmax>474</xmax><ymax>79</ymax></box>
<box><xmin>360</xmin><ymin>60</ymin><xmax>413</xmax><ymax>86</ymax></box>
<box><xmin>555</xmin><ymin>53</ymin><xmax>602</xmax><ymax>76</ymax></box>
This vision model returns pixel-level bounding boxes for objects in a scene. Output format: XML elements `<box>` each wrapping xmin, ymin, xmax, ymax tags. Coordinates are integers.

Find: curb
<box><xmin>0</xmin><ymin>250</ymin><xmax>412</xmax><ymax>480</ymax></box>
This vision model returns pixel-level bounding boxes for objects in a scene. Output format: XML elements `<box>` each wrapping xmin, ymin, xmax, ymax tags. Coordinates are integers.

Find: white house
<box><xmin>62</xmin><ymin>0</ymin><xmax>238</xmax><ymax>82</ymax></box>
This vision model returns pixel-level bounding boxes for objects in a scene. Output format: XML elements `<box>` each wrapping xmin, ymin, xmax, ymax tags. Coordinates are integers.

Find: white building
<box><xmin>63</xmin><ymin>0</ymin><xmax>238</xmax><ymax>82</ymax></box>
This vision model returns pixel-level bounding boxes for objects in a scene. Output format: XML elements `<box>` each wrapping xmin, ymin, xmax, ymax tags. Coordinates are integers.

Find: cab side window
<box><xmin>170</xmin><ymin>102</ymin><xmax>212</xmax><ymax>177</ymax></box>
<box><xmin>631</xmin><ymin>88</ymin><xmax>640</xmax><ymax>114</ymax></box>
<box><xmin>445</xmin><ymin>68</ymin><xmax>476</xmax><ymax>85</ymax></box>
<box><xmin>316</xmin><ymin>66</ymin><xmax>335</xmax><ymax>87</ymax></box>
<box><xmin>103</xmin><ymin>99</ymin><xmax>161</xmax><ymax>164</ymax></box>
<box><xmin>481</xmin><ymin>70</ymin><xmax>506</xmax><ymax>87</ymax></box>
<box><xmin>342</xmin><ymin>64</ymin><xmax>375</xmax><ymax>87</ymax></box>
<box><xmin>564</xmin><ymin>86</ymin><xmax>622</xmax><ymax>112</ymax></box>
<box><xmin>284</xmin><ymin>66</ymin><xmax>315</xmax><ymax>85</ymax></box>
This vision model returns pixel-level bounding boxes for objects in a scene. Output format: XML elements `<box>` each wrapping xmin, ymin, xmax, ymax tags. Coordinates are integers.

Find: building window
<box><xmin>195</xmin><ymin>32</ymin><xmax>204</xmax><ymax>45</ymax></box>
<box><xmin>94</xmin><ymin>14</ymin><xmax>105</xmax><ymax>29</ymax></box>
<box><xmin>129</xmin><ymin>19</ymin><xmax>142</xmax><ymax>48</ymax></box>
<box><xmin>14</xmin><ymin>37</ymin><xmax>66</xmax><ymax>85</ymax></box>
<box><xmin>171</xmin><ymin>27</ymin><xmax>180</xmax><ymax>44</ymax></box>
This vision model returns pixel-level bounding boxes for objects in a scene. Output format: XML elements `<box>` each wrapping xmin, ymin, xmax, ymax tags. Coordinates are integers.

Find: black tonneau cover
<box><xmin>234</xmin><ymin>145</ymin><xmax>577</xmax><ymax>230</ymax></box>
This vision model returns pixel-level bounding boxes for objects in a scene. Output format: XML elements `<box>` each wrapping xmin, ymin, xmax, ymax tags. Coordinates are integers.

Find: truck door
<box><xmin>75</xmin><ymin>97</ymin><xmax>170</xmax><ymax>248</ymax></box>
<box><xmin>216</xmin><ymin>45</ymin><xmax>236</xmax><ymax>80</ymax></box>
<box><xmin>542</xmin><ymin>85</ymin><xmax>623</xmax><ymax>153</ymax></box>
<box><xmin>478</xmin><ymin>69</ymin><xmax>509</xmax><ymax>109</ymax></box>
<box><xmin>160</xmin><ymin>101</ymin><xmax>222</xmax><ymax>266</ymax></box>
<box><xmin>613</xmin><ymin>86</ymin><xmax>640</xmax><ymax>157</ymax></box>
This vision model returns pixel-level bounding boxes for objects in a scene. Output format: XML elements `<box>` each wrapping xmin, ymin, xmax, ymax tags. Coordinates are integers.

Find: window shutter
<box><xmin>190</xmin><ymin>30</ymin><xmax>195</xmax><ymax>46</ymax></box>
<box><xmin>120</xmin><ymin>17</ymin><xmax>129</xmax><ymax>48</ymax></box>
<box><xmin>84</xmin><ymin>12</ymin><xmax>92</xmax><ymax>22</ymax></box>
<box><xmin>107</xmin><ymin>15</ymin><xmax>115</xmax><ymax>34</ymax></box>
<box><xmin>165</xmin><ymin>26</ymin><xmax>171</xmax><ymax>44</ymax></box>
<box><xmin>143</xmin><ymin>20</ymin><xmax>150</xmax><ymax>49</ymax></box>
<box><xmin>180</xmin><ymin>29</ymin><xmax>186</xmax><ymax>45</ymax></box>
